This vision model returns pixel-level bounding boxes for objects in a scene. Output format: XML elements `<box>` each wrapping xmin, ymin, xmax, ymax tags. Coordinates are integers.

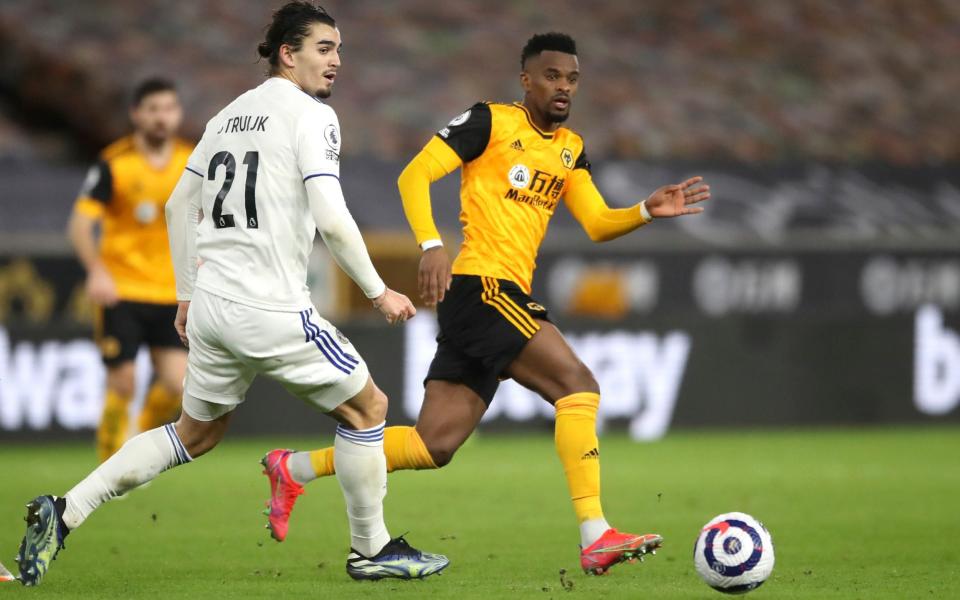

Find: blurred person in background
<box><xmin>67</xmin><ymin>78</ymin><xmax>192</xmax><ymax>461</ymax></box>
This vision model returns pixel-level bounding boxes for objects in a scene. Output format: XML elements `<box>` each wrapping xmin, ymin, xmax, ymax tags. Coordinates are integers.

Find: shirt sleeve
<box><xmin>398</xmin><ymin>137</ymin><xmax>463</xmax><ymax>246</ymax></box>
<box><xmin>306</xmin><ymin>175</ymin><xmax>386</xmax><ymax>299</ymax></box>
<box><xmin>185</xmin><ymin>135</ymin><xmax>208</xmax><ymax>178</ymax></box>
<box><xmin>73</xmin><ymin>160</ymin><xmax>113</xmax><ymax>217</ymax></box>
<box><xmin>435</xmin><ymin>102</ymin><xmax>491</xmax><ymax>163</ymax></box>
<box><xmin>574</xmin><ymin>145</ymin><xmax>592</xmax><ymax>173</ymax></box>
<box><xmin>164</xmin><ymin>170</ymin><xmax>204</xmax><ymax>301</ymax></box>
<box><xmin>563</xmin><ymin>145</ymin><xmax>651</xmax><ymax>242</ymax></box>
<box><xmin>297</xmin><ymin>105</ymin><xmax>342</xmax><ymax>182</ymax></box>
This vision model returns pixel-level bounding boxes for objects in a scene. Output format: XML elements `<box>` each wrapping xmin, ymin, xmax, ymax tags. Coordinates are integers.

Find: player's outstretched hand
<box><xmin>644</xmin><ymin>176</ymin><xmax>711</xmax><ymax>218</ymax></box>
<box><xmin>373</xmin><ymin>288</ymin><xmax>417</xmax><ymax>325</ymax></box>
<box><xmin>174</xmin><ymin>301</ymin><xmax>190</xmax><ymax>348</ymax></box>
<box><xmin>86</xmin><ymin>265</ymin><xmax>119</xmax><ymax>306</ymax></box>
<box><xmin>418</xmin><ymin>246</ymin><xmax>452</xmax><ymax>307</ymax></box>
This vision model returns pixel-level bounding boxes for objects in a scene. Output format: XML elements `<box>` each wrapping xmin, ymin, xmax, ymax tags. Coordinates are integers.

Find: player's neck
<box><xmin>521</xmin><ymin>99</ymin><xmax>561</xmax><ymax>133</ymax></box>
<box><xmin>132</xmin><ymin>132</ymin><xmax>174</xmax><ymax>169</ymax></box>
<box><xmin>276</xmin><ymin>71</ymin><xmax>305</xmax><ymax>93</ymax></box>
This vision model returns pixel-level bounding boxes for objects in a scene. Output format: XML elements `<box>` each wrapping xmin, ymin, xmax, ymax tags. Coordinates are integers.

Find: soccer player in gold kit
<box><xmin>68</xmin><ymin>79</ymin><xmax>193</xmax><ymax>461</ymax></box>
<box><xmin>262</xmin><ymin>33</ymin><xmax>710</xmax><ymax>574</ymax></box>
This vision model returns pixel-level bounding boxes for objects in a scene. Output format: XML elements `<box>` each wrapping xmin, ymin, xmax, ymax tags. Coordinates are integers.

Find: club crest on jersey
<box><xmin>324</xmin><ymin>124</ymin><xmax>341</xmax><ymax>150</ymax></box>
<box><xmin>508</xmin><ymin>164</ymin><xmax>531</xmax><ymax>189</ymax></box>
<box><xmin>448</xmin><ymin>110</ymin><xmax>471</xmax><ymax>127</ymax></box>
<box><xmin>134</xmin><ymin>200</ymin><xmax>158</xmax><ymax>224</ymax></box>
<box><xmin>561</xmin><ymin>148</ymin><xmax>574</xmax><ymax>169</ymax></box>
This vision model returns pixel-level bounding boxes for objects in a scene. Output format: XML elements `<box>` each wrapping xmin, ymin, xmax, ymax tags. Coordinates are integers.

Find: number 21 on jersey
<box><xmin>207</xmin><ymin>150</ymin><xmax>259</xmax><ymax>229</ymax></box>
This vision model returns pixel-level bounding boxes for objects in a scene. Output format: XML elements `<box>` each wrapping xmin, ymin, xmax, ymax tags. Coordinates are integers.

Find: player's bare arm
<box><xmin>418</xmin><ymin>246</ymin><xmax>451</xmax><ymax>307</ymax></box>
<box><xmin>644</xmin><ymin>175</ymin><xmax>711</xmax><ymax>218</ymax></box>
<box><xmin>173</xmin><ymin>301</ymin><xmax>190</xmax><ymax>348</ymax></box>
<box><xmin>372</xmin><ymin>288</ymin><xmax>416</xmax><ymax>324</ymax></box>
<box><xmin>67</xmin><ymin>211</ymin><xmax>119</xmax><ymax>306</ymax></box>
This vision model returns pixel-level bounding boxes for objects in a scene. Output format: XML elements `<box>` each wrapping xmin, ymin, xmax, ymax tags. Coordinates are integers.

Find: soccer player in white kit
<box><xmin>15</xmin><ymin>2</ymin><xmax>449</xmax><ymax>586</ymax></box>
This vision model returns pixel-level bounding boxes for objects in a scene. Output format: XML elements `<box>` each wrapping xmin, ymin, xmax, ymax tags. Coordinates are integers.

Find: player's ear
<box><xmin>279</xmin><ymin>43</ymin><xmax>297</xmax><ymax>69</ymax></box>
<box><xmin>520</xmin><ymin>71</ymin><xmax>532</xmax><ymax>93</ymax></box>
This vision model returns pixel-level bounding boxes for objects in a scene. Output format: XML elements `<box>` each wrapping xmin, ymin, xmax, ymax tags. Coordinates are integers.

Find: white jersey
<box><xmin>184</xmin><ymin>77</ymin><xmax>343</xmax><ymax>312</ymax></box>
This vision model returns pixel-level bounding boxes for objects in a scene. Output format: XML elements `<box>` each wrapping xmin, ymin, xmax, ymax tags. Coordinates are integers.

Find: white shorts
<box><xmin>182</xmin><ymin>288</ymin><xmax>369</xmax><ymax>420</ymax></box>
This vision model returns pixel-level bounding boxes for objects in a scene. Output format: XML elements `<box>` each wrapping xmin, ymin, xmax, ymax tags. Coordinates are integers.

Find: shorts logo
<box><xmin>438</xmin><ymin>127</ymin><xmax>450</xmax><ymax>138</ymax></box>
<box><xmin>508</xmin><ymin>164</ymin><xmax>530</xmax><ymax>189</ymax></box>
<box><xmin>324</xmin><ymin>124</ymin><xmax>341</xmax><ymax>150</ymax></box>
<box><xmin>526</xmin><ymin>302</ymin><xmax>546</xmax><ymax>312</ymax></box>
<box><xmin>99</xmin><ymin>336</ymin><xmax>121</xmax><ymax>359</ymax></box>
<box><xmin>561</xmin><ymin>148</ymin><xmax>574</xmax><ymax>169</ymax></box>
<box><xmin>448</xmin><ymin>110</ymin><xmax>471</xmax><ymax>127</ymax></box>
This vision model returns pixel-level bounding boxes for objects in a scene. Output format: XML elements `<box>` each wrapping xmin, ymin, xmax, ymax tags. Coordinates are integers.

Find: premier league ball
<box><xmin>693</xmin><ymin>512</ymin><xmax>775</xmax><ymax>594</ymax></box>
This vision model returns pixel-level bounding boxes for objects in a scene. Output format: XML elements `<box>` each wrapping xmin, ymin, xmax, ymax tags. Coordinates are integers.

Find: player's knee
<box><xmin>421</xmin><ymin>434</ymin><xmax>462</xmax><ymax>468</ymax></box>
<box><xmin>555</xmin><ymin>361</ymin><xmax>599</xmax><ymax>398</ymax></box>
<box><xmin>163</xmin><ymin>376</ymin><xmax>184</xmax><ymax>398</ymax></box>
<box><xmin>173</xmin><ymin>415</ymin><xmax>224</xmax><ymax>458</ymax></box>
<box><xmin>351</xmin><ymin>387</ymin><xmax>388</xmax><ymax>429</ymax></box>
<box><xmin>106</xmin><ymin>365</ymin><xmax>136</xmax><ymax>398</ymax></box>
<box><xmin>426</xmin><ymin>444</ymin><xmax>457</xmax><ymax>468</ymax></box>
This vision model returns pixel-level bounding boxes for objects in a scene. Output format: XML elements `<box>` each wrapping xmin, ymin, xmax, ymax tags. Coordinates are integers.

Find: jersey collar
<box><xmin>513</xmin><ymin>102</ymin><xmax>556</xmax><ymax>140</ymax></box>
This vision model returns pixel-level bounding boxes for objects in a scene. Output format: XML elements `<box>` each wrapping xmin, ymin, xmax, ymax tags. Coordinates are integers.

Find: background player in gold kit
<box><xmin>68</xmin><ymin>79</ymin><xmax>193</xmax><ymax>461</ymax></box>
<box><xmin>262</xmin><ymin>33</ymin><xmax>710</xmax><ymax>574</ymax></box>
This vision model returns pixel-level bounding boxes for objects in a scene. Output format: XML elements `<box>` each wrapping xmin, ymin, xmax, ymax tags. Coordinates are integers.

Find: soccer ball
<box><xmin>693</xmin><ymin>512</ymin><xmax>775</xmax><ymax>594</ymax></box>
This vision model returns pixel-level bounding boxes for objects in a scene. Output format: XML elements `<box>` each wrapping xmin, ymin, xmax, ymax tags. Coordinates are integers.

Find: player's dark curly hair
<box><xmin>520</xmin><ymin>32</ymin><xmax>577</xmax><ymax>68</ymax></box>
<box><xmin>257</xmin><ymin>1</ymin><xmax>336</xmax><ymax>73</ymax></box>
<box><xmin>131</xmin><ymin>77</ymin><xmax>176</xmax><ymax>107</ymax></box>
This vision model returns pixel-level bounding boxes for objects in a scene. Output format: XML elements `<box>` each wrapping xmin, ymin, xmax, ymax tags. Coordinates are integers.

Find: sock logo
<box><xmin>581</xmin><ymin>447</ymin><xmax>600</xmax><ymax>460</ymax></box>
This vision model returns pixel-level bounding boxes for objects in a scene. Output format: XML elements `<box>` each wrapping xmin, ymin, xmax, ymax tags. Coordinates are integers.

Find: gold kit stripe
<box><xmin>490</xmin><ymin>296</ymin><xmax>536</xmax><ymax>338</ymax></box>
<box><xmin>93</xmin><ymin>305</ymin><xmax>103</xmax><ymax>343</ymax></box>
<box><xmin>488</xmin><ymin>275</ymin><xmax>539</xmax><ymax>333</ymax></box>
<box><xmin>481</xmin><ymin>277</ymin><xmax>535</xmax><ymax>337</ymax></box>
<box><xmin>500</xmin><ymin>293</ymin><xmax>540</xmax><ymax>333</ymax></box>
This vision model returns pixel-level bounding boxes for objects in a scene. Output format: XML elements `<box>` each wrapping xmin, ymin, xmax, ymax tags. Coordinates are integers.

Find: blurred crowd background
<box><xmin>1</xmin><ymin>0</ymin><xmax>958</xmax><ymax>165</ymax></box>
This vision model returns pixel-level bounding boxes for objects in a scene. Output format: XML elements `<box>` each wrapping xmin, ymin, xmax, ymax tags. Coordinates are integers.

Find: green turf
<box><xmin>1</xmin><ymin>426</ymin><xmax>958</xmax><ymax>598</ymax></box>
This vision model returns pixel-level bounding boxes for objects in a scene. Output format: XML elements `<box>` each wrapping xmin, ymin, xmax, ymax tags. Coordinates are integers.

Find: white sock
<box><xmin>62</xmin><ymin>424</ymin><xmax>192</xmax><ymax>530</ymax></box>
<box><xmin>581</xmin><ymin>517</ymin><xmax>612</xmax><ymax>548</ymax></box>
<box><xmin>333</xmin><ymin>422</ymin><xmax>390</xmax><ymax>557</ymax></box>
<box><xmin>287</xmin><ymin>451</ymin><xmax>317</xmax><ymax>485</ymax></box>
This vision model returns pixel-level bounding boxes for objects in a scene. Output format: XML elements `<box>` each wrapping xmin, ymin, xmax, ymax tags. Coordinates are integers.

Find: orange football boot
<box><xmin>260</xmin><ymin>449</ymin><xmax>305</xmax><ymax>542</ymax></box>
<box><xmin>580</xmin><ymin>529</ymin><xmax>663</xmax><ymax>575</ymax></box>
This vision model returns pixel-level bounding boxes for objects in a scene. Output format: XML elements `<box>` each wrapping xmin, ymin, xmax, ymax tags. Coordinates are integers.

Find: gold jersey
<box><xmin>74</xmin><ymin>136</ymin><xmax>194</xmax><ymax>304</ymax></box>
<box><xmin>427</xmin><ymin>102</ymin><xmax>591</xmax><ymax>293</ymax></box>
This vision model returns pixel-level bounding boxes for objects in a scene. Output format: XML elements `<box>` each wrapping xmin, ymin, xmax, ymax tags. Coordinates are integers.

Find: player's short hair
<box><xmin>521</xmin><ymin>32</ymin><xmax>577</xmax><ymax>69</ymax></box>
<box><xmin>257</xmin><ymin>1</ymin><xmax>336</xmax><ymax>73</ymax></box>
<box><xmin>131</xmin><ymin>78</ymin><xmax>177</xmax><ymax>107</ymax></box>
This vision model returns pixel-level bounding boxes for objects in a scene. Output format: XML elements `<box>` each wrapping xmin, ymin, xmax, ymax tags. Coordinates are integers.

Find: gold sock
<box><xmin>554</xmin><ymin>392</ymin><xmax>605</xmax><ymax>522</ymax></box>
<box><xmin>137</xmin><ymin>383</ymin><xmax>182</xmax><ymax>432</ymax></box>
<box><xmin>308</xmin><ymin>446</ymin><xmax>336</xmax><ymax>478</ymax></box>
<box><xmin>308</xmin><ymin>425</ymin><xmax>437</xmax><ymax>478</ymax></box>
<box><xmin>97</xmin><ymin>389</ymin><xmax>131</xmax><ymax>462</ymax></box>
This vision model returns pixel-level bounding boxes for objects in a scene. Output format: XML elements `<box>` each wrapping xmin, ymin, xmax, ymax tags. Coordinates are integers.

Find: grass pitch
<box><xmin>1</xmin><ymin>426</ymin><xmax>958</xmax><ymax>598</ymax></box>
